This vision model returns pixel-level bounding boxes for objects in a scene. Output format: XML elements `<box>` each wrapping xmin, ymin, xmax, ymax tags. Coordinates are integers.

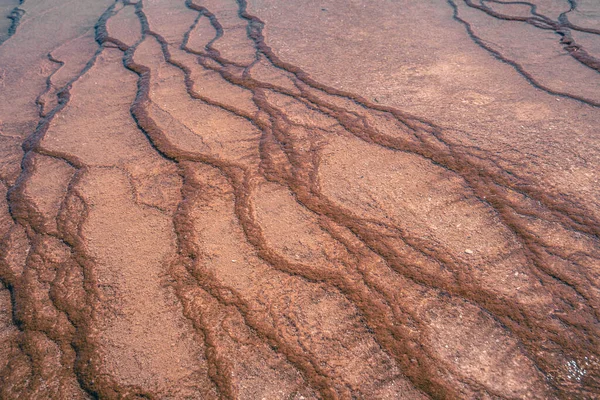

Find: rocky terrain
<box><xmin>0</xmin><ymin>0</ymin><xmax>599</xmax><ymax>398</ymax></box>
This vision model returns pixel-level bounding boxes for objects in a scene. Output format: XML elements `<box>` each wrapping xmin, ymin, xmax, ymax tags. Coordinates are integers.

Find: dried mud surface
<box><xmin>0</xmin><ymin>0</ymin><xmax>599</xmax><ymax>399</ymax></box>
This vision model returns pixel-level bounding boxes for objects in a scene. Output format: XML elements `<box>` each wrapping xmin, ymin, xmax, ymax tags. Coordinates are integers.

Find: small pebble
<box><xmin>464</xmin><ymin>249</ymin><xmax>473</xmax><ymax>254</ymax></box>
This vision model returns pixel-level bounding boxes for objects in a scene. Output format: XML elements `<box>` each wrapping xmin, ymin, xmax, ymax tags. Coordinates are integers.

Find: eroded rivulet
<box><xmin>0</xmin><ymin>0</ymin><xmax>599</xmax><ymax>398</ymax></box>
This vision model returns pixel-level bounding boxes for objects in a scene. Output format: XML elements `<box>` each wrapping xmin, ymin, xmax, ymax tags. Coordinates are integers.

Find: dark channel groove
<box><xmin>0</xmin><ymin>0</ymin><xmax>599</xmax><ymax>398</ymax></box>
<box><xmin>468</xmin><ymin>0</ymin><xmax>600</xmax><ymax>72</ymax></box>
<box><xmin>1</xmin><ymin>1</ymin><xmax>163</xmax><ymax>398</ymax></box>
<box><xmin>5</xmin><ymin>0</ymin><xmax>25</xmax><ymax>40</ymax></box>
<box><xmin>448</xmin><ymin>0</ymin><xmax>600</xmax><ymax>108</ymax></box>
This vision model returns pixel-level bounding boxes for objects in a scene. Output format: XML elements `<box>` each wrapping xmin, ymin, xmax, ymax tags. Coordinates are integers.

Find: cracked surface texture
<box><xmin>0</xmin><ymin>0</ymin><xmax>599</xmax><ymax>399</ymax></box>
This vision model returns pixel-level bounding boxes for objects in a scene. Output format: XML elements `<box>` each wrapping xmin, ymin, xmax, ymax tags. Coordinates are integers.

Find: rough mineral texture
<box><xmin>0</xmin><ymin>0</ymin><xmax>599</xmax><ymax>399</ymax></box>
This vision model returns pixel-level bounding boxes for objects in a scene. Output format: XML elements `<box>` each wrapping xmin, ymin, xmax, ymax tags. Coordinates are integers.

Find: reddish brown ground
<box><xmin>0</xmin><ymin>0</ymin><xmax>599</xmax><ymax>399</ymax></box>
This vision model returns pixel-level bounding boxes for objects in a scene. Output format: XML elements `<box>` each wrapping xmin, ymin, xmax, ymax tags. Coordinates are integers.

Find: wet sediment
<box><xmin>0</xmin><ymin>0</ymin><xmax>599</xmax><ymax>399</ymax></box>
